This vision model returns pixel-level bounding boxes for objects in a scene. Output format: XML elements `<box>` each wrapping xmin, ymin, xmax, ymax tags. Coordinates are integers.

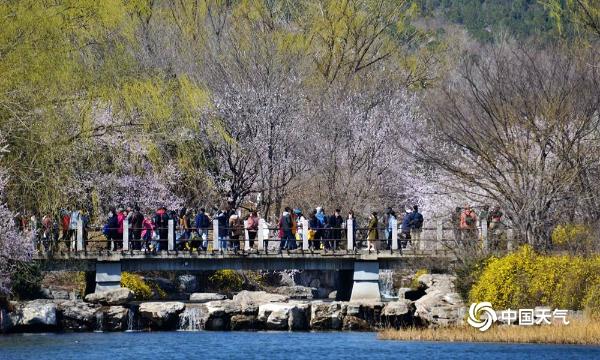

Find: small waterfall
<box><xmin>178</xmin><ymin>307</ymin><xmax>204</xmax><ymax>331</ymax></box>
<box><xmin>127</xmin><ymin>305</ymin><xmax>141</xmax><ymax>332</ymax></box>
<box><xmin>379</xmin><ymin>269</ymin><xmax>397</xmax><ymax>300</ymax></box>
<box><xmin>95</xmin><ymin>312</ymin><xmax>104</xmax><ymax>332</ymax></box>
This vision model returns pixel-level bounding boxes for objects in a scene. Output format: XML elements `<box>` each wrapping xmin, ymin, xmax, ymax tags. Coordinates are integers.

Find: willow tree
<box><xmin>0</xmin><ymin>1</ymin><xmax>209</xmax><ymax>215</ymax></box>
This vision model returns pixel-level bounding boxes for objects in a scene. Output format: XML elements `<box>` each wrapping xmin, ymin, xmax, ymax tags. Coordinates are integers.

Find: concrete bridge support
<box><xmin>95</xmin><ymin>261</ymin><xmax>122</xmax><ymax>291</ymax></box>
<box><xmin>350</xmin><ymin>261</ymin><xmax>381</xmax><ymax>302</ymax></box>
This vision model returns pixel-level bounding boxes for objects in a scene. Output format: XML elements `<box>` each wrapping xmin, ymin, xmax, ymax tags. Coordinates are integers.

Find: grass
<box><xmin>379</xmin><ymin>320</ymin><xmax>600</xmax><ymax>345</ymax></box>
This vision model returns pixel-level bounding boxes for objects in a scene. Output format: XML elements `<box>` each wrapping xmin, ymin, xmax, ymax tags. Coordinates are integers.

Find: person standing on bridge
<box><xmin>216</xmin><ymin>209</ymin><xmax>229</xmax><ymax>252</ymax></box>
<box><xmin>401</xmin><ymin>209</ymin><xmax>411</xmax><ymax>249</ymax></box>
<box><xmin>328</xmin><ymin>209</ymin><xmax>343</xmax><ymax>251</ymax></box>
<box><xmin>315</xmin><ymin>207</ymin><xmax>328</xmax><ymax>251</ymax></box>
<box><xmin>459</xmin><ymin>205</ymin><xmax>478</xmax><ymax>246</ymax></box>
<box><xmin>385</xmin><ymin>209</ymin><xmax>397</xmax><ymax>250</ymax></box>
<box><xmin>153</xmin><ymin>206</ymin><xmax>169</xmax><ymax>251</ymax></box>
<box><xmin>229</xmin><ymin>212</ymin><xmax>243</xmax><ymax>252</ymax></box>
<box><xmin>69</xmin><ymin>208</ymin><xmax>80</xmax><ymax>251</ymax></box>
<box><xmin>409</xmin><ymin>205</ymin><xmax>424</xmax><ymax>250</ymax></box>
<box><xmin>130</xmin><ymin>206</ymin><xmax>144</xmax><ymax>250</ymax></box>
<box><xmin>195</xmin><ymin>208</ymin><xmax>211</xmax><ymax>251</ymax></box>
<box><xmin>105</xmin><ymin>207</ymin><xmax>119</xmax><ymax>251</ymax></box>
<box><xmin>367</xmin><ymin>212</ymin><xmax>379</xmax><ymax>253</ymax></box>
<box><xmin>246</xmin><ymin>211</ymin><xmax>259</xmax><ymax>250</ymax></box>
<box><xmin>278</xmin><ymin>207</ymin><xmax>294</xmax><ymax>253</ymax></box>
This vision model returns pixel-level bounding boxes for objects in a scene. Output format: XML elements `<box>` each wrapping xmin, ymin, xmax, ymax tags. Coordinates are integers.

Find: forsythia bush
<box><xmin>121</xmin><ymin>272</ymin><xmax>153</xmax><ymax>300</ymax></box>
<box><xmin>469</xmin><ymin>245</ymin><xmax>600</xmax><ymax>315</ymax></box>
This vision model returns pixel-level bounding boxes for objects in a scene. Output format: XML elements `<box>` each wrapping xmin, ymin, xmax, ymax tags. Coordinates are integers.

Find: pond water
<box><xmin>1</xmin><ymin>331</ymin><xmax>599</xmax><ymax>360</ymax></box>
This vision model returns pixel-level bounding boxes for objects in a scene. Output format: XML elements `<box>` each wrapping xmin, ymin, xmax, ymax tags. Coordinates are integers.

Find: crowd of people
<box><xmin>17</xmin><ymin>202</ymin><xmax>505</xmax><ymax>254</ymax></box>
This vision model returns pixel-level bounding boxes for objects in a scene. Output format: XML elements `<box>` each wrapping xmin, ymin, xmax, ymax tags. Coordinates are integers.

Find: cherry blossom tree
<box><xmin>0</xmin><ymin>138</ymin><xmax>33</xmax><ymax>295</ymax></box>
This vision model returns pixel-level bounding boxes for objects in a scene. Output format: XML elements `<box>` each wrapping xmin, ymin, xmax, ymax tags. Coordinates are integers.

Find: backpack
<box><xmin>102</xmin><ymin>224</ymin><xmax>110</xmax><ymax>236</ymax></box>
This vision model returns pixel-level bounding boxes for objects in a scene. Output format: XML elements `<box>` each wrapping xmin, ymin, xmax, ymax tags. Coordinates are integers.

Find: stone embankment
<box><xmin>0</xmin><ymin>274</ymin><xmax>464</xmax><ymax>332</ymax></box>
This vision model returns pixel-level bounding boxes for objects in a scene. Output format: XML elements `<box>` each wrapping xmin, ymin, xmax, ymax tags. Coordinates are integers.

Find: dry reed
<box><xmin>379</xmin><ymin>320</ymin><xmax>600</xmax><ymax>345</ymax></box>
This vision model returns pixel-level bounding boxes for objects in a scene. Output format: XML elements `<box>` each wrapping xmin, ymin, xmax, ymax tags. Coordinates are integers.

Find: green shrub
<box><xmin>121</xmin><ymin>272</ymin><xmax>153</xmax><ymax>300</ymax></box>
<box><xmin>208</xmin><ymin>270</ymin><xmax>244</xmax><ymax>294</ymax></box>
<box><xmin>10</xmin><ymin>262</ymin><xmax>43</xmax><ymax>300</ymax></box>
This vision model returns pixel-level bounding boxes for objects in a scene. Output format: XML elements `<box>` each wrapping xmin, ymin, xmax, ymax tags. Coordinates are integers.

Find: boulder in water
<box><xmin>310</xmin><ymin>301</ymin><xmax>343</xmax><ymax>330</ymax></box>
<box><xmin>139</xmin><ymin>302</ymin><xmax>185</xmax><ymax>329</ymax></box>
<box><xmin>104</xmin><ymin>306</ymin><xmax>129</xmax><ymax>331</ymax></box>
<box><xmin>56</xmin><ymin>300</ymin><xmax>100</xmax><ymax>331</ymax></box>
<box><xmin>230</xmin><ymin>314</ymin><xmax>262</xmax><ymax>330</ymax></box>
<box><xmin>9</xmin><ymin>300</ymin><xmax>57</xmax><ymax>331</ymax></box>
<box><xmin>84</xmin><ymin>288</ymin><xmax>133</xmax><ymax>306</ymax></box>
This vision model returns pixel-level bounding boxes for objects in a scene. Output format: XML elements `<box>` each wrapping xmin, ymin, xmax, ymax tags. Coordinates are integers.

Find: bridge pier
<box><xmin>350</xmin><ymin>261</ymin><xmax>381</xmax><ymax>302</ymax></box>
<box><xmin>95</xmin><ymin>261</ymin><xmax>122</xmax><ymax>291</ymax></box>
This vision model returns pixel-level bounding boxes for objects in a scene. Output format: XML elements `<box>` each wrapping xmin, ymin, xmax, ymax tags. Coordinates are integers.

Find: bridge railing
<box><xmin>32</xmin><ymin>217</ymin><xmax>516</xmax><ymax>256</ymax></box>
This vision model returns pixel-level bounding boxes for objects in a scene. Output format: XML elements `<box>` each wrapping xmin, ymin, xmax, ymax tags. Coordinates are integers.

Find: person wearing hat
<box><xmin>293</xmin><ymin>209</ymin><xmax>305</xmax><ymax>247</ymax></box>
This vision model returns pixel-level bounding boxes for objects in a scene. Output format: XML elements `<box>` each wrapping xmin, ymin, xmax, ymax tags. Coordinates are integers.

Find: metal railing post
<box><xmin>347</xmin><ymin>219</ymin><xmax>354</xmax><ymax>251</ymax></box>
<box><xmin>123</xmin><ymin>219</ymin><xmax>129</xmax><ymax>251</ymax></box>
<box><xmin>302</xmin><ymin>218</ymin><xmax>309</xmax><ymax>250</ymax></box>
<box><xmin>76</xmin><ymin>219</ymin><xmax>83</xmax><ymax>252</ymax></box>
<box><xmin>244</xmin><ymin>220</ymin><xmax>250</xmax><ymax>251</ymax></box>
<box><xmin>391</xmin><ymin>217</ymin><xmax>399</xmax><ymax>251</ymax></box>
<box><xmin>507</xmin><ymin>228</ymin><xmax>514</xmax><ymax>251</ymax></box>
<box><xmin>213</xmin><ymin>219</ymin><xmax>220</xmax><ymax>251</ymax></box>
<box><xmin>168</xmin><ymin>219</ymin><xmax>174</xmax><ymax>251</ymax></box>
<box><xmin>257</xmin><ymin>219</ymin><xmax>265</xmax><ymax>251</ymax></box>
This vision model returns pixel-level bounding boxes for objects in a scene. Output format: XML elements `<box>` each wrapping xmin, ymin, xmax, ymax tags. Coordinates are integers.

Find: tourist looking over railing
<box><xmin>22</xmin><ymin>203</ymin><xmax>515</xmax><ymax>256</ymax></box>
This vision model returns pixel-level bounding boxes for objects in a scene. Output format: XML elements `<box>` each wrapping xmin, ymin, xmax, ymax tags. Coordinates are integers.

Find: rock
<box><xmin>52</xmin><ymin>290</ymin><xmax>70</xmax><ymax>300</ymax></box>
<box><xmin>343</xmin><ymin>316</ymin><xmax>370</xmax><ymax>331</ymax></box>
<box><xmin>41</xmin><ymin>288</ymin><xmax>52</xmax><ymax>299</ymax></box>
<box><xmin>343</xmin><ymin>301</ymin><xmax>384</xmax><ymax>329</ymax></box>
<box><xmin>9</xmin><ymin>300</ymin><xmax>57</xmax><ymax>331</ymax></box>
<box><xmin>414</xmin><ymin>289</ymin><xmax>465</xmax><ymax>326</ymax></box>
<box><xmin>310</xmin><ymin>302</ymin><xmax>343</xmax><ymax>330</ymax></box>
<box><xmin>381</xmin><ymin>300</ymin><xmax>415</xmax><ymax>328</ymax></box>
<box><xmin>258</xmin><ymin>302</ymin><xmax>310</xmax><ymax>330</ymax></box>
<box><xmin>328</xmin><ymin>291</ymin><xmax>337</xmax><ymax>300</ymax></box>
<box><xmin>190</xmin><ymin>293</ymin><xmax>227</xmax><ymax>303</ymax></box>
<box><xmin>205</xmin><ymin>300</ymin><xmax>242</xmax><ymax>330</ymax></box>
<box><xmin>177</xmin><ymin>275</ymin><xmax>198</xmax><ymax>293</ymax></box>
<box><xmin>233</xmin><ymin>290</ymin><xmax>289</xmax><ymax>305</ymax></box>
<box><xmin>418</xmin><ymin>274</ymin><xmax>456</xmax><ymax>293</ymax></box>
<box><xmin>272</xmin><ymin>286</ymin><xmax>317</xmax><ymax>300</ymax></box>
<box><xmin>316</xmin><ymin>288</ymin><xmax>332</xmax><ymax>299</ymax></box>
<box><xmin>1</xmin><ymin>308</ymin><xmax>12</xmax><ymax>333</ymax></box>
<box><xmin>288</xmin><ymin>303</ymin><xmax>310</xmax><ymax>330</ymax></box>
<box><xmin>104</xmin><ymin>306</ymin><xmax>129</xmax><ymax>331</ymax></box>
<box><xmin>84</xmin><ymin>288</ymin><xmax>133</xmax><ymax>306</ymax></box>
<box><xmin>57</xmin><ymin>300</ymin><xmax>100</xmax><ymax>331</ymax></box>
<box><xmin>139</xmin><ymin>302</ymin><xmax>185</xmax><ymax>329</ymax></box>
<box><xmin>69</xmin><ymin>291</ymin><xmax>81</xmax><ymax>300</ymax></box>
<box><xmin>230</xmin><ymin>315</ymin><xmax>262</xmax><ymax>330</ymax></box>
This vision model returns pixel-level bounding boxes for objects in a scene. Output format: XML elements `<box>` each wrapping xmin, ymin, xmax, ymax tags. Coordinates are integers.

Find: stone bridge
<box><xmin>34</xmin><ymin>251</ymin><xmax>454</xmax><ymax>302</ymax></box>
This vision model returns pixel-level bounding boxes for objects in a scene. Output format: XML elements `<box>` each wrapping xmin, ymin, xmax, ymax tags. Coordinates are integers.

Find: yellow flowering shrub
<box><xmin>469</xmin><ymin>246</ymin><xmax>600</xmax><ymax>313</ymax></box>
<box><xmin>121</xmin><ymin>272</ymin><xmax>153</xmax><ymax>300</ymax></box>
<box><xmin>552</xmin><ymin>224</ymin><xmax>593</xmax><ymax>254</ymax></box>
<box><xmin>411</xmin><ymin>269</ymin><xmax>429</xmax><ymax>289</ymax></box>
<box><xmin>208</xmin><ymin>270</ymin><xmax>244</xmax><ymax>294</ymax></box>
